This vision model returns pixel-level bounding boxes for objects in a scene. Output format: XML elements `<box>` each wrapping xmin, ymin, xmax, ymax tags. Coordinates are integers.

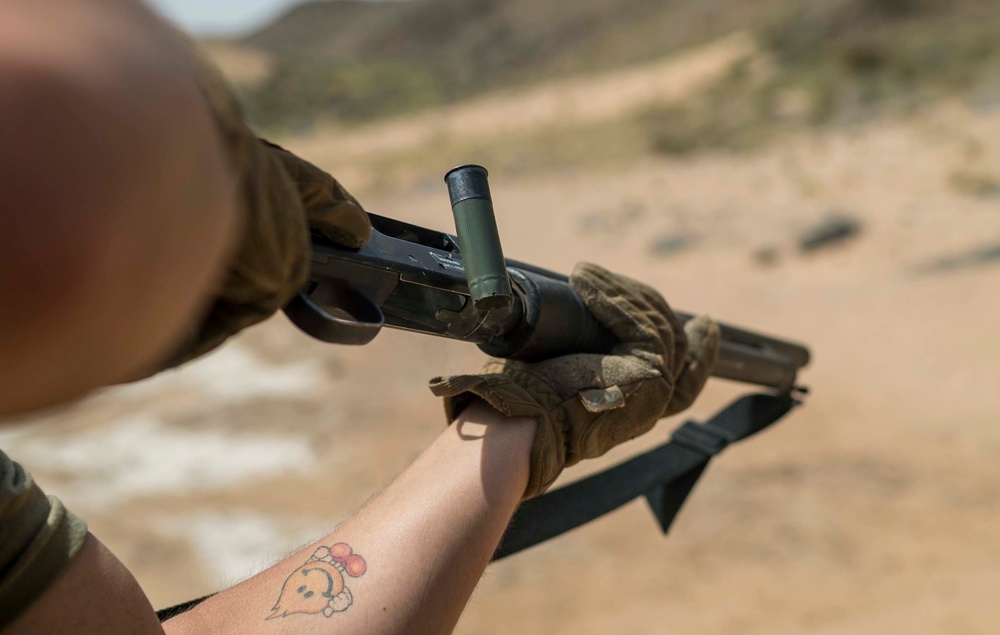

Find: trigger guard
<box><xmin>283</xmin><ymin>283</ymin><xmax>384</xmax><ymax>346</ymax></box>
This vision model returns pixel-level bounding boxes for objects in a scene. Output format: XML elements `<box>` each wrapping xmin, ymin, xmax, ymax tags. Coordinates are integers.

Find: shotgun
<box><xmin>283</xmin><ymin>165</ymin><xmax>809</xmax><ymax>391</ymax></box>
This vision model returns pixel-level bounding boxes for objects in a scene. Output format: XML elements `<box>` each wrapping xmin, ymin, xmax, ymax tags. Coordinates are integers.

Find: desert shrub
<box><xmin>645</xmin><ymin>0</ymin><xmax>1000</xmax><ymax>156</ymax></box>
<box><xmin>245</xmin><ymin>57</ymin><xmax>448</xmax><ymax>130</ymax></box>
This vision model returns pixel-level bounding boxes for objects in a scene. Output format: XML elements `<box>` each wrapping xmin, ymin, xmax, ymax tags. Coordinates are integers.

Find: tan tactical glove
<box><xmin>164</xmin><ymin>51</ymin><xmax>372</xmax><ymax>367</ymax></box>
<box><xmin>429</xmin><ymin>263</ymin><xmax>720</xmax><ymax>499</ymax></box>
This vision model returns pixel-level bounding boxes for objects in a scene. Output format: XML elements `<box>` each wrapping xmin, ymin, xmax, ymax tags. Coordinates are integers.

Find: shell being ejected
<box><xmin>444</xmin><ymin>165</ymin><xmax>514</xmax><ymax>313</ymax></box>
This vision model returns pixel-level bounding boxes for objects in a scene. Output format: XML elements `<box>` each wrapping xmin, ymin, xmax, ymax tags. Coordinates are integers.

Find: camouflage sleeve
<box><xmin>0</xmin><ymin>450</ymin><xmax>88</xmax><ymax>629</ymax></box>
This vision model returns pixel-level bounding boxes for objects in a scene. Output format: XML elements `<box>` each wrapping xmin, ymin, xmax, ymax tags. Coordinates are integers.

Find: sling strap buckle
<box><xmin>670</xmin><ymin>421</ymin><xmax>736</xmax><ymax>456</ymax></box>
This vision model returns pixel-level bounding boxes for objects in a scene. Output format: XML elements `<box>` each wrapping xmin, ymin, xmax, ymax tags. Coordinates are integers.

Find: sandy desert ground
<box><xmin>3</xmin><ymin>38</ymin><xmax>1000</xmax><ymax>634</ymax></box>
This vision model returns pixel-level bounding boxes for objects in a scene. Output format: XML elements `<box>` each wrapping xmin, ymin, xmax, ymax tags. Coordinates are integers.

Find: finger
<box><xmin>570</xmin><ymin>263</ymin><xmax>669</xmax><ymax>358</ymax></box>
<box><xmin>309</xmin><ymin>199</ymin><xmax>372</xmax><ymax>249</ymax></box>
<box><xmin>664</xmin><ymin>315</ymin><xmax>720</xmax><ymax>417</ymax></box>
<box><xmin>610</xmin><ymin>274</ymin><xmax>688</xmax><ymax>378</ymax></box>
<box><xmin>265</xmin><ymin>141</ymin><xmax>372</xmax><ymax>248</ymax></box>
<box><xmin>571</xmin><ymin>263</ymin><xmax>685</xmax><ymax>368</ymax></box>
<box><xmin>634</xmin><ymin>285</ymin><xmax>687</xmax><ymax>379</ymax></box>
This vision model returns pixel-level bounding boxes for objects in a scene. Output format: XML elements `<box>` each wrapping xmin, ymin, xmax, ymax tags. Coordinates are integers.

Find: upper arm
<box><xmin>0</xmin><ymin>1</ymin><xmax>241</xmax><ymax>416</ymax></box>
<box><xmin>6</xmin><ymin>533</ymin><xmax>166</xmax><ymax>635</ymax></box>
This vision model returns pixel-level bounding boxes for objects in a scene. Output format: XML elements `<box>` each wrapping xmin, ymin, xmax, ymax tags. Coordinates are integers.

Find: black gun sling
<box><xmin>156</xmin><ymin>392</ymin><xmax>795</xmax><ymax>621</ymax></box>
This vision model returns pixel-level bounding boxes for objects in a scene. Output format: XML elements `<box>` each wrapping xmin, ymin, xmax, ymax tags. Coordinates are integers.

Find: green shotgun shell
<box><xmin>444</xmin><ymin>165</ymin><xmax>513</xmax><ymax>311</ymax></box>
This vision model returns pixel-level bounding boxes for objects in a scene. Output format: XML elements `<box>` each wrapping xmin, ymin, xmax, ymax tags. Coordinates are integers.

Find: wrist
<box><xmin>450</xmin><ymin>399</ymin><xmax>537</xmax><ymax>504</ymax></box>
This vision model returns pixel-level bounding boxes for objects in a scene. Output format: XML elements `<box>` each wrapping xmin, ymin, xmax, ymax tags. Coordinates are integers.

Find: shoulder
<box><xmin>0</xmin><ymin>449</ymin><xmax>88</xmax><ymax>630</ymax></box>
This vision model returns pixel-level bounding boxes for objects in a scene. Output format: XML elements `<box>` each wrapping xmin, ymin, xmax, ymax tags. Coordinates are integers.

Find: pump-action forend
<box><xmin>284</xmin><ymin>165</ymin><xmax>810</xmax><ymax>392</ymax></box>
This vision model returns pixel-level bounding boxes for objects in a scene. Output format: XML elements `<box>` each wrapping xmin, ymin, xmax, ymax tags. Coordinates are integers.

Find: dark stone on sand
<box><xmin>649</xmin><ymin>233</ymin><xmax>693</xmax><ymax>256</ymax></box>
<box><xmin>914</xmin><ymin>242</ymin><xmax>1000</xmax><ymax>274</ymax></box>
<box><xmin>798</xmin><ymin>213</ymin><xmax>862</xmax><ymax>252</ymax></box>
<box><xmin>752</xmin><ymin>246</ymin><xmax>780</xmax><ymax>267</ymax></box>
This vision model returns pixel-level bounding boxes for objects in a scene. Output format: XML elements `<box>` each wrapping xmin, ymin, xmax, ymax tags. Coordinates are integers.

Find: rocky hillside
<box><xmin>245</xmin><ymin>0</ymin><xmax>779</xmax><ymax>72</ymax></box>
<box><xmin>226</xmin><ymin>0</ymin><xmax>1000</xmax><ymax>139</ymax></box>
<box><xmin>233</xmin><ymin>0</ymin><xmax>785</xmax><ymax>127</ymax></box>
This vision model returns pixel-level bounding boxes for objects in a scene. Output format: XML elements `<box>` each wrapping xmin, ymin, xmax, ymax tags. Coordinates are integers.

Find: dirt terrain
<box><xmin>4</xmin><ymin>32</ymin><xmax>1000</xmax><ymax>634</ymax></box>
<box><xmin>282</xmin><ymin>32</ymin><xmax>754</xmax><ymax>185</ymax></box>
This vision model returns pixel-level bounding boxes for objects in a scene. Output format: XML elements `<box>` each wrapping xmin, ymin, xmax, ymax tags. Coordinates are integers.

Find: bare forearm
<box><xmin>0</xmin><ymin>0</ymin><xmax>238</xmax><ymax>415</ymax></box>
<box><xmin>167</xmin><ymin>402</ymin><xmax>536</xmax><ymax>635</ymax></box>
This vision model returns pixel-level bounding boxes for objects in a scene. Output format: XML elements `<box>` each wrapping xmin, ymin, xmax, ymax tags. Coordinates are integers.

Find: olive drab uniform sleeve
<box><xmin>0</xmin><ymin>450</ymin><xmax>88</xmax><ymax>629</ymax></box>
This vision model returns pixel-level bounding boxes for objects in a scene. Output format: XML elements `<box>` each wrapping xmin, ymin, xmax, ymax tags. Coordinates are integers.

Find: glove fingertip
<box><xmin>684</xmin><ymin>315</ymin><xmax>721</xmax><ymax>362</ymax></box>
<box><xmin>569</xmin><ymin>264</ymin><xmax>665</xmax><ymax>351</ymax></box>
<box><xmin>428</xmin><ymin>375</ymin><xmax>482</xmax><ymax>398</ymax></box>
<box><xmin>570</xmin><ymin>261</ymin><xmax>608</xmax><ymax>279</ymax></box>
<box><xmin>664</xmin><ymin>316</ymin><xmax>720</xmax><ymax>417</ymax></box>
<box><xmin>568</xmin><ymin>262</ymin><xmax>619</xmax><ymax>300</ymax></box>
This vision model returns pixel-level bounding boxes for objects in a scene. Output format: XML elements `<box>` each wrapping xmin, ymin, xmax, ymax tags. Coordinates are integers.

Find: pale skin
<box><xmin>165</xmin><ymin>403</ymin><xmax>536</xmax><ymax>635</ymax></box>
<box><xmin>12</xmin><ymin>402</ymin><xmax>537</xmax><ymax>634</ymax></box>
<box><xmin>1</xmin><ymin>1</ymin><xmax>539</xmax><ymax>633</ymax></box>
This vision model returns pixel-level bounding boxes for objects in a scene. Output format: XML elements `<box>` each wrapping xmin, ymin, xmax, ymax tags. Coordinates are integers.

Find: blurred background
<box><xmin>4</xmin><ymin>0</ymin><xmax>1000</xmax><ymax>632</ymax></box>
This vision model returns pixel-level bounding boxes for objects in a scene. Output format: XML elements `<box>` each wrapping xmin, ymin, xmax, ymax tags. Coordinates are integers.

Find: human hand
<box><xmin>429</xmin><ymin>263</ymin><xmax>720</xmax><ymax>498</ymax></box>
<box><xmin>264</xmin><ymin>141</ymin><xmax>371</xmax><ymax>249</ymax></box>
<box><xmin>162</xmin><ymin>53</ymin><xmax>371</xmax><ymax>367</ymax></box>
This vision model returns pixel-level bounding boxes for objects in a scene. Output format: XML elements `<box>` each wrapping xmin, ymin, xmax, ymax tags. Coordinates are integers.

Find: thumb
<box><xmin>664</xmin><ymin>316</ymin><xmax>720</xmax><ymax>417</ymax></box>
<box><xmin>263</xmin><ymin>140</ymin><xmax>372</xmax><ymax>249</ymax></box>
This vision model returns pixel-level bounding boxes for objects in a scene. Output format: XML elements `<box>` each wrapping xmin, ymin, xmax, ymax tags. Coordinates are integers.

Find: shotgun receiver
<box><xmin>284</xmin><ymin>165</ymin><xmax>809</xmax><ymax>391</ymax></box>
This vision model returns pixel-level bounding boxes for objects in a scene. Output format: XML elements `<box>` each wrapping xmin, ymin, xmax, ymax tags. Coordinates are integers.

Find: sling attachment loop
<box><xmin>670</xmin><ymin>420</ymin><xmax>735</xmax><ymax>456</ymax></box>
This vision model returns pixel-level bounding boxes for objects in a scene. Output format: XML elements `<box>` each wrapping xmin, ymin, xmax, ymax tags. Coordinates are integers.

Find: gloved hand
<box><xmin>429</xmin><ymin>263</ymin><xmax>720</xmax><ymax>499</ymax></box>
<box><xmin>163</xmin><ymin>51</ymin><xmax>371</xmax><ymax>367</ymax></box>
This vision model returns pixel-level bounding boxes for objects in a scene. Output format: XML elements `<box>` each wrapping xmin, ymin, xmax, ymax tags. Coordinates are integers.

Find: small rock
<box><xmin>798</xmin><ymin>213</ymin><xmax>862</xmax><ymax>253</ymax></box>
<box><xmin>580</xmin><ymin>203</ymin><xmax>647</xmax><ymax>233</ymax></box>
<box><xmin>619</xmin><ymin>200</ymin><xmax>647</xmax><ymax>224</ymax></box>
<box><xmin>649</xmin><ymin>233</ymin><xmax>694</xmax><ymax>256</ymax></box>
<box><xmin>579</xmin><ymin>213</ymin><xmax>605</xmax><ymax>232</ymax></box>
<box><xmin>752</xmin><ymin>246</ymin><xmax>781</xmax><ymax>267</ymax></box>
<box><xmin>948</xmin><ymin>170</ymin><xmax>1000</xmax><ymax>198</ymax></box>
<box><xmin>972</xmin><ymin>88</ymin><xmax>1000</xmax><ymax>113</ymax></box>
<box><xmin>914</xmin><ymin>242</ymin><xmax>1000</xmax><ymax>274</ymax></box>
